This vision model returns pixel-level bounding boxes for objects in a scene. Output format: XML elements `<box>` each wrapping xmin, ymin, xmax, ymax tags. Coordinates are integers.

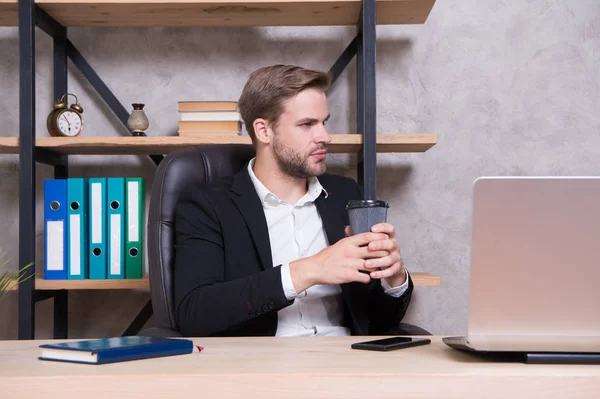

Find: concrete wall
<box><xmin>1</xmin><ymin>0</ymin><xmax>599</xmax><ymax>339</ymax></box>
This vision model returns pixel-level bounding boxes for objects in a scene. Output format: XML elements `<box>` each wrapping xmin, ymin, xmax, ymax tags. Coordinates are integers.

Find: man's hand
<box><xmin>346</xmin><ymin>223</ymin><xmax>407</xmax><ymax>288</ymax></box>
<box><xmin>289</xmin><ymin>231</ymin><xmax>390</xmax><ymax>293</ymax></box>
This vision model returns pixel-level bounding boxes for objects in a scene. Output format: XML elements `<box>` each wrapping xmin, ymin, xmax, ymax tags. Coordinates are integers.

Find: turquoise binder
<box><xmin>88</xmin><ymin>178</ymin><xmax>107</xmax><ymax>279</ymax></box>
<box><xmin>107</xmin><ymin>178</ymin><xmax>125</xmax><ymax>279</ymax></box>
<box><xmin>67</xmin><ymin>178</ymin><xmax>88</xmax><ymax>280</ymax></box>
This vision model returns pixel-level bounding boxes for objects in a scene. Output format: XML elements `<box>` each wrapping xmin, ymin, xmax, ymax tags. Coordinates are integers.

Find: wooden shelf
<box><xmin>23</xmin><ymin>0</ymin><xmax>437</xmax><ymax>28</ymax></box>
<box><xmin>9</xmin><ymin>272</ymin><xmax>439</xmax><ymax>290</ymax></box>
<box><xmin>0</xmin><ymin>0</ymin><xmax>17</xmax><ymax>26</ymax></box>
<box><xmin>0</xmin><ymin>133</ymin><xmax>437</xmax><ymax>155</ymax></box>
<box><xmin>1</xmin><ymin>1</ymin><xmax>437</xmax><ymax>27</ymax></box>
<box><xmin>0</xmin><ymin>1</ymin><xmax>437</xmax><ymax>28</ymax></box>
<box><xmin>7</xmin><ymin>278</ymin><xmax>149</xmax><ymax>290</ymax></box>
<box><xmin>411</xmin><ymin>272</ymin><xmax>440</xmax><ymax>286</ymax></box>
<box><xmin>34</xmin><ymin>278</ymin><xmax>150</xmax><ymax>290</ymax></box>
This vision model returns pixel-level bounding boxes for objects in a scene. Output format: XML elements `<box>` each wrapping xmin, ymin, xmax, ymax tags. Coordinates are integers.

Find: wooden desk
<box><xmin>1</xmin><ymin>337</ymin><xmax>598</xmax><ymax>398</ymax></box>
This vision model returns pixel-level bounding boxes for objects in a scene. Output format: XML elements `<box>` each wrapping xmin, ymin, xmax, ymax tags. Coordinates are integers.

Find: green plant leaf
<box><xmin>0</xmin><ymin>248</ymin><xmax>34</xmax><ymax>300</ymax></box>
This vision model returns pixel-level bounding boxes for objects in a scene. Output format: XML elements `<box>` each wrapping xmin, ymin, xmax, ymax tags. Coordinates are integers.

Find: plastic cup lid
<box><xmin>346</xmin><ymin>200</ymin><xmax>389</xmax><ymax>209</ymax></box>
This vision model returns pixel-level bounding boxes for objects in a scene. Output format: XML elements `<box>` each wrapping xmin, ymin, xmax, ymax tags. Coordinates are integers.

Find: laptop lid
<box><xmin>467</xmin><ymin>177</ymin><xmax>600</xmax><ymax>338</ymax></box>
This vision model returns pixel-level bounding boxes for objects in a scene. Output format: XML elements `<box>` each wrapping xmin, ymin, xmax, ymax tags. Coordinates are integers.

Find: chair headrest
<box><xmin>149</xmin><ymin>144</ymin><xmax>256</xmax><ymax>225</ymax></box>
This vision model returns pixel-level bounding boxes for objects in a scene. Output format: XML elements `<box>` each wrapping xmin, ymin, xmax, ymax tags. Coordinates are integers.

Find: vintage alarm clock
<box><xmin>47</xmin><ymin>93</ymin><xmax>84</xmax><ymax>137</ymax></box>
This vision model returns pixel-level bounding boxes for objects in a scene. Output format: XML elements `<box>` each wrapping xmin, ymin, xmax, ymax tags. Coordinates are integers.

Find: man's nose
<box><xmin>315</xmin><ymin>124</ymin><xmax>331</xmax><ymax>144</ymax></box>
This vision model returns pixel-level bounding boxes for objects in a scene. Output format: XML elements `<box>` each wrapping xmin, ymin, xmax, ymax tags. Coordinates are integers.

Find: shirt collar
<box><xmin>247</xmin><ymin>157</ymin><xmax>328</xmax><ymax>205</ymax></box>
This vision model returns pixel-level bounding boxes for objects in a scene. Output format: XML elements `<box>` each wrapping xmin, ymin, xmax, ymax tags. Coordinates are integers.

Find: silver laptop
<box><xmin>443</xmin><ymin>177</ymin><xmax>600</xmax><ymax>356</ymax></box>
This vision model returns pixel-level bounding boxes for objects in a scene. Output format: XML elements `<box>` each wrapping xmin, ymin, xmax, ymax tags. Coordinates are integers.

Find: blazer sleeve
<box><xmin>349</xmin><ymin>180</ymin><xmax>414</xmax><ymax>333</ymax></box>
<box><xmin>368</xmin><ymin>274</ymin><xmax>414</xmax><ymax>333</ymax></box>
<box><xmin>173</xmin><ymin>185</ymin><xmax>292</xmax><ymax>337</ymax></box>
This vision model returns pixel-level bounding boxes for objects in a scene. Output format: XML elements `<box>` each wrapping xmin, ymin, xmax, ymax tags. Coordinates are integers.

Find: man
<box><xmin>173</xmin><ymin>64</ymin><xmax>414</xmax><ymax>337</ymax></box>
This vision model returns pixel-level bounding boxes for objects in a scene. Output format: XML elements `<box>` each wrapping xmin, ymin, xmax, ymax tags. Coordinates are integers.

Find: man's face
<box><xmin>270</xmin><ymin>88</ymin><xmax>331</xmax><ymax>178</ymax></box>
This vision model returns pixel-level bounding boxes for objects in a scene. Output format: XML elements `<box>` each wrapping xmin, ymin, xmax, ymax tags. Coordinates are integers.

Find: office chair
<box><xmin>143</xmin><ymin>144</ymin><xmax>255</xmax><ymax>337</ymax></box>
<box><xmin>143</xmin><ymin>144</ymin><xmax>430</xmax><ymax>337</ymax></box>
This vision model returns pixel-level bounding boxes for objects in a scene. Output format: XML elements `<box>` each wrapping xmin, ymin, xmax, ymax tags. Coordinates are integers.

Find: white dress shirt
<box><xmin>247</xmin><ymin>159</ymin><xmax>409</xmax><ymax>337</ymax></box>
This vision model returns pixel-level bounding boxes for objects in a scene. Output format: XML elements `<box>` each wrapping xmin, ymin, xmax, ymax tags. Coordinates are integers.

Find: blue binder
<box><xmin>107</xmin><ymin>178</ymin><xmax>125</xmax><ymax>279</ymax></box>
<box><xmin>88</xmin><ymin>178</ymin><xmax>107</xmax><ymax>279</ymax></box>
<box><xmin>67</xmin><ymin>178</ymin><xmax>88</xmax><ymax>280</ymax></box>
<box><xmin>39</xmin><ymin>336</ymin><xmax>194</xmax><ymax>365</ymax></box>
<box><xmin>44</xmin><ymin>179</ymin><xmax>68</xmax><ymax>280</ymax></box>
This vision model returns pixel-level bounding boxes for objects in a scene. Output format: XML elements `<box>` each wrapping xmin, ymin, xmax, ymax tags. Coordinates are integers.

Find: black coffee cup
<box><xmin>346</xmin><ymin>200</ymin><xmax>389</xmax><ymax>235</ymax></box>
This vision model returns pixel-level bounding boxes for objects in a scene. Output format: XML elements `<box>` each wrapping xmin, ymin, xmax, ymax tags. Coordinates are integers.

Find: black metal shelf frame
<box><xmin>16</xmin><ymin>0</ymin><xmax>378</xmax><ymax>340</ymax></box>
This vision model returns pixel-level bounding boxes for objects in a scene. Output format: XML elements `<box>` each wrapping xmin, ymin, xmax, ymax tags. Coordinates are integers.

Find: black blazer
<box><xmin>173</xmin><ymin>166</ymin><xmax>414</xmax><ymax>337</ymax></box>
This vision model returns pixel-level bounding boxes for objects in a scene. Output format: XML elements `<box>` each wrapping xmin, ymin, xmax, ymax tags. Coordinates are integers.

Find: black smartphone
<box><xmin>351</xmin><ymin>337</ymin><xmax>431</xmax><ymax>351</ymax></box>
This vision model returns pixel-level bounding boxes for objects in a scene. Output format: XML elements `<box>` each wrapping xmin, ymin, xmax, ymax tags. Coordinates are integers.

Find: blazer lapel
<box><xmin>230</xmin><ymin>168</ymin><xmax>273</xmax><ymax>271</ymax></box>
<box><xmin>315</xmin><ymin>193</ymin><xmax>346</xmax><ymax>245</ymax></box>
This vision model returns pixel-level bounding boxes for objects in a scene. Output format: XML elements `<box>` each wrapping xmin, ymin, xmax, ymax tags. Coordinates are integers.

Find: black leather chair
<box><xmin>143</xmin><ymin>144</ymin><xmax>430</xmax><ymax>337</ymax></box>
<box><xmin>144</xmin><ymin>144</ymin><xmax>255</xmax><ymax>337</ymax></box>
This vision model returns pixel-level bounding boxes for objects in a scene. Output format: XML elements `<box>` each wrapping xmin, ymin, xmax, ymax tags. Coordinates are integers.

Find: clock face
<box><xmin>57</xmin><ymin>110</ymin><xmax>82</xmax><ymax>137</ymax></box>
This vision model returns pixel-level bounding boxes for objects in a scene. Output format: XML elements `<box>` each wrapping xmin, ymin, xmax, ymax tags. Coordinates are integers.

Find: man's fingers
<box><xmin>345</xmin><ymin>226</ymin><xmax>352</xmax><ymax>237</ymax></box>
<box><xmin>357</xmin><ymin>247</ymin><xmax>389</xmax><ymax>259</ymax></box>
<box><xmin>370</xmin><ymin>262</ymin><xmax>401</xmax><ymax>279</ymax></box>
<box><xmin>368</xmin><ymin>238</ymin><xmax>397</xmax><ymax>252</ymax></box>
<box><xmin>371</xmin><ymin>222</ymin><xmax>396</xmax><ymax>237</ymax></box>
<box><xmin>345</xmin><ymin>258</ymin><xmax>367</xmax><ymax>271</ymax></box>
<box><xmin>353</xmin><ymin>271</ymin><xmax>371</xmax><ymax>284</ymax></box>
<box><xmin>349</xmin><ymin>232</ymin><xmax>388</xmax><ymax>247</ymax></box>
<box><xmin>363</xmin><ymin>252</ymin><xmax>400</xmax><ymax>269</ymax></box>
<box><xmin>340</xmin><ymin>266</ymin><xmax>371</xmax><ymax>284</ymax></box>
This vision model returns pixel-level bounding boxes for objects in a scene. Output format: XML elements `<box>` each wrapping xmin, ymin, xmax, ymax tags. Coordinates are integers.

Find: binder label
<box><xmin>47</xmin><ymin>221</ymin><xmax>64</xmax><ymax>271</ymax></box>
<box><xmin>91</xmin><ymin>182</ymin><xmax>102</xmax><ymax>243</ymax></box>
<box><xmin>110</xmin><ymin>213</ymin><xmax>121</xmax><ymax>276</ymax></box>
<box><xmin>127</xmin><ymin>181</ymin><xmax>139</xmax><ymax>242</ymax></box>
<box><xmin>69</xmin><ymin>214</ymin><xmax>81</xmax><ymax>276</ymax></box>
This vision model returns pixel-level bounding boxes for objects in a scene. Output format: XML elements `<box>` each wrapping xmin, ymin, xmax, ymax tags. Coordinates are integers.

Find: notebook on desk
<box><xmin>39</xmin><ymin>336</ymin><xmax>195</xmax><ymax>365</ymax></box>
<box><xmin>443</xmin><ymin>177</ymin><xmax>600</xmax><ymax>364</ymax></box>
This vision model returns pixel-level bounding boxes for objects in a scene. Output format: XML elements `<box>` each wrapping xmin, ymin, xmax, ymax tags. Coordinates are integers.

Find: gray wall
<box><xmin>1</xmin><ymin>0</ymin><xmax>599</xmax><ymax>339</ymax></box>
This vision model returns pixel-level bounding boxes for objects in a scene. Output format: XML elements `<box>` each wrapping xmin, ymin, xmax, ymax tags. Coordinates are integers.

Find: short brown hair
<box><xmin>238</xmin><ymin>64</ymin><xmax>331</xmax><ymax>143</ymax></box>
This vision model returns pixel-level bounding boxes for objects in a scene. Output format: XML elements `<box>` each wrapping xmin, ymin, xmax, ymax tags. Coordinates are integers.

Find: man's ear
<box><xmin>253</xmin><ymin>118</ymin><xmax>272</xmax><ymax>145</ymax></box>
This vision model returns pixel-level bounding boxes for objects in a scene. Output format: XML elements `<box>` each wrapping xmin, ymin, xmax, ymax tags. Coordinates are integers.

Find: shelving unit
<box><xmin>0</xmin><ymin>134</ymin><xmax>437</xmax><ymax>154</ymax></box>
<box><xmin>3</xmin><ymin>0</ymin><xmax>439</xmax><ymax>340</ymax></box>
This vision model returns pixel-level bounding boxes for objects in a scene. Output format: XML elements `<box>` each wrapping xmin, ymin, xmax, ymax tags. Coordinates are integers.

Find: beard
<box><xmin>272</xmin><ymin>132</ymin><xmax>327</xmax><ymax>179</ymax></box>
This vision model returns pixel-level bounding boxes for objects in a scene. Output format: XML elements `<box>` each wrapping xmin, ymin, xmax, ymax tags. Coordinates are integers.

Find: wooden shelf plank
<box><xmin>34</xmin><ymin>278</ymin><xmax>150</xmax><ymax>290</ymax></box>
<box><xmin>1</xmin><ymin>0</ymin><xmax>437</xmax><ymax>27</ymax></box>
<box><xmin>35</xmin><ymin>0</ymin><xmax>436</xmax><ymax>27</ymax></box>
<box><xmin>6</xmin><ymin>278</ymin><xmax>149</xmax><ymax>290</ymax></box>
<box><xmin>8</xmin><ymin>273</ymin><xmax>439</xmax><ymax>290</ymax></box>
<box><xmin>0</xmin><ymin>134</ymin><xmax>437</xmax><ymax>155</ymax></box>
<box><xmin>410</xmin><ymin>272</ymin><xmax>440</xmax><ymax>287</ymax></box>
<box><xmin>0</xmin><ymin>137</ymin><xmax>17</xmax><ymax>153</ymax></box>
<box><xmin>0</xmin><ymin>0</ymin><xmax>17</xmax><ymax>26</ymax></box>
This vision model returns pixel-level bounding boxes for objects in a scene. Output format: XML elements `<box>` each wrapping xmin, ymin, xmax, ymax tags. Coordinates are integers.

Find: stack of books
<box><xmin>177</xmin><ymin>101</ymin><xmax>243</xmax><ymax>137</ymax></box>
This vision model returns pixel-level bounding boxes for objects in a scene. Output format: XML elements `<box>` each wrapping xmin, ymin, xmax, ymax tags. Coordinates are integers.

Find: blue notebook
<box><xmin>39</xmin><ymin>336</ymin><xmax>194</xmax><ymax>365</ymax></box>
